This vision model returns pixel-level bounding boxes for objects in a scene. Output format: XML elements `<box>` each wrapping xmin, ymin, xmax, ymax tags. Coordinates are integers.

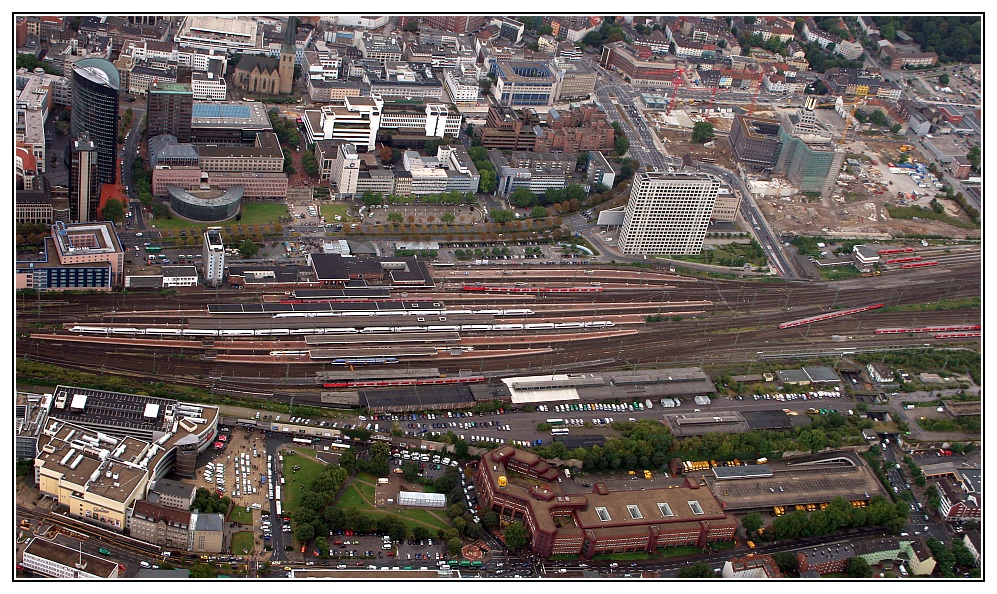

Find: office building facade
<box><xmin>70</xmin><ymin>58</ymin><xmax>119</xmax><ymax>185</ymax></box>
<box><xmin>147</xmin><ymin>81</ymin><xmax>193</xmax><ymax>142</ymax></box>
<box><xmin>69</xmin><ymin>134</ymin><xmax>100</xmax><ymax>223</ymax></box>
<box><xmin>618</xmin><ymin>171</ymin><xmax>720</xmax><ymax>256</ymax></box>
<box><xmin>203</xmin><ymin>228</ymin><xmax>225</xmax><ymax>287</ymax></box>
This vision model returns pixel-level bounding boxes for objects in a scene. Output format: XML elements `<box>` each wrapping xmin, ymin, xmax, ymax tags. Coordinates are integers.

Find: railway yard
<box><xmin>16</xmin><ymin>250</ymin><xmax>981</xmax><ymax>410</ymax></box>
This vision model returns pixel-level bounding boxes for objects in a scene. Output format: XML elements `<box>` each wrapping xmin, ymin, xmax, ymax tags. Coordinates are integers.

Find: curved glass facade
<box><xmin>167</xmin><ymin>186</ymin><xmax>242</xmax><ymax>221</ymax></box>
<box><xmin>71</xmin><ymin>59</ymin><xmax>119</xmax><ymax>185</ymax></box>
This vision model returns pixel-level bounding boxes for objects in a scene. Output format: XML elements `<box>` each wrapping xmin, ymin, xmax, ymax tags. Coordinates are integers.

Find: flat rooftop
<box><xmin>24</xmin><ymin>539</ymin><xmax>118</xmax><ymax>576</ymax></box>
<box><xmin>191</xmin><ymin>101</ymin><xmax>272</xmax><ymax>129</ymax></box>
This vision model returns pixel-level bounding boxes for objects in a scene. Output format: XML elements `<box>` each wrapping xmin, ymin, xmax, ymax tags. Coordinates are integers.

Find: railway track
<box><xmin>16</xmin><ymin>260</ymin><xmax>980</xmax><ymax>398</ymax></box>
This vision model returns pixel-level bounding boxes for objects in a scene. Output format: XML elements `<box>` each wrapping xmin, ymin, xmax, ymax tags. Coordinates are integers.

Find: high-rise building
<box><xmin>69</xmin><ymin>133</ymin><xmax>100</xmax><ymax>222</ymax></box>
<box><xmin>774</xmin><ymin>96</ymin><xmax>846</xmax><ymax>196</ymax></box>
<box><xmin>618</xmin><ymin>171</ymin><xmax>720</xmax><ymax>256</ymax></box>
<box><xmin>415</xmin><ymin>16</ymin><xmax>487</xmax><ymax>34</ymax></box>
<box><xmin>729</xmin><ymin>114</ymin><xmax>782</xmax><ymax>171</ymax></box>
<box><xmin>203</xmin><ymin>227</ymin><xmax>225</xmax><ymax>287</ymax></box>
<box><xmin>147</xmin><ymin>81</ymin><xmax>193</xmax><ymax>142</ymax></box>
<box><xmin>70</xmin><ymin>58</ymin><xmax>119</xmax><ymax>185</ymax></box>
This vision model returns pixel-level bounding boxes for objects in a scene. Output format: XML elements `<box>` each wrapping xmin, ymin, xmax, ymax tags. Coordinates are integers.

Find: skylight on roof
<box><xmin>595</xmin><ymin>507</ymin><xmax>611</xmax><ymax>521</ymax></box>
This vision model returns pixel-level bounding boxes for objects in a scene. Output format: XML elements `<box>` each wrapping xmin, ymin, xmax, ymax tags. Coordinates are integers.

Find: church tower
<box><xmin>278</xmin><ymin>16</ymin><xmax>296</xmax><ymax>95</ymax></box>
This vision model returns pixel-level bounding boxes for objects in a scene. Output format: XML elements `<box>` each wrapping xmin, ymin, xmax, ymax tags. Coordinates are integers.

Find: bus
<box><xmin>292</xmin><ymin>437</ymin><xmax>313</xmax><ymax>445</ymax></box>
<box><xmin>329</xmin><ymin>442</ymin><xmax>351</xmax><ymax>450</ymax></box>
<box><xmin>546</xmin><ymin>419</ymin><xmax>565</xmax><ymax>426</ymax></box>
<box><xmin>145</xmin><ymin>246</ymin><xmax>162</xmax><ymax>253</ymax></box>
<box><xmin>471</xmin><ymin>561</ymin><xmax>483</xmax><ymax>568</ymax></box>
<box><xmin>458</xmin><ymin>561</ymin><xmax>471</xmax><ymax>567</ymax></box>
<box><xmin>551</xmin><ymin>428</ymin><xmax>570</xmax><ymax>435</ymax></box>
<box><xmin>98</xmin><ymin>548</ymin><xmax>112</xmax><ymax>556</ymax></box>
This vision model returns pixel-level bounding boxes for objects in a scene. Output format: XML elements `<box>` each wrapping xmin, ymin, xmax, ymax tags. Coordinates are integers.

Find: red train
<box><xmin>884</xmin><ymin>256</ymin><xmax>922</xmax><ymax>265</ymax></box>
<box><xmin>901</xmin><ymin>261</ymin><xmax>939</xmax><ymax>269</ymax></box>
<box><xmin>778</xmin><ymin>303</ymin><xmax>885</xmax><ymax>330</ymax></box>
<box><xmin>877</xmin><ymin>247</ymin><xmax>916</xmax><ymax>255</ymax></box>
<box><xmin>876</xmin><ymin>324</ymin><xmax>980</xmax><ymax>334</ymax></box>
<box><xmin>934</xmin><ymin>332</ymin><xmax>982</xmax><ymax>339</ymax></box>
<box><xmin>462</xmin><ymin>285</ymin><xmax>604</xmax><ymax>293</ymax></box>
<box><xmin>323</xmin><ymin>376</ymin><xmax>486</xmax><ymax>388</ymax></box>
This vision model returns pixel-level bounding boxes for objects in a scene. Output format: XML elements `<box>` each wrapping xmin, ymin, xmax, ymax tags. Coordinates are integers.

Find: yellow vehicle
<box><xmin>747</xmin><ymin>541</ymin><xmax>756</xmax><ymax>549</ymax></box>
<box><xmin>628</xmin><ymin>470</ymin><xmax>636</xmax><ymax>475</ymax></box>
<box><xmin>643</xmin><ymin>470</ymin><xmax>652</xmax><ymax>479</ymax></box>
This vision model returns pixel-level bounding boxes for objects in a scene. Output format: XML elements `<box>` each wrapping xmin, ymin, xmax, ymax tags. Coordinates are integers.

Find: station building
<box><xmin>475</xmin><ymin>446</ymin><xmax>736</xmax><ymax>558</ymax></box>
<box><xmin>32</xmin><ymin>386</ymin><xmax>219</xmax><ymax>532</ymax></box>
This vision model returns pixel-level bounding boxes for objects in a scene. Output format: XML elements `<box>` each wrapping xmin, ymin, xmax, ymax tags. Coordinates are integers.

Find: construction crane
<box><xmin>667</xmin><ymin>69</ymin><xmax>684</xmax><ymax>114</ymax></box>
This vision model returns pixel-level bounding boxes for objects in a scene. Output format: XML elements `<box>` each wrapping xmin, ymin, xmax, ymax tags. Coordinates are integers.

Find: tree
<box><xmin>339</xmin><ymin>449</ymin><xmax>357</xmax><ymax>473</ymax></box>
<box><xmin>362</xmin><ymin>191</ymin><xmax>384</xmax><ymax>207</ymax></box>
<box><xmin>529</xmin><ymin>206</ymin><xmax>549</xmax><ymax>219</ymax></box>
<box><xmin>490</xmin><ymin>209</ymin><xmax>514</xmax><ymax>224</ymax></box>
<box><xmin>412</xmin><ymin>526</ymin><xmax>430</xmax><ymax>541</ymax></box>
<box><xmin>152</xmin><ymin>203</ymin><xmax>171</xmax><ymax>220</ymax></box>
<box><xmin>504</xmin><ymin>522</ymin><xmax>528</xmax><ymax>552</ymax></box>
<box><xmin>238</xmin><ymin>239</ymin><xmax>259</xmax><ymax>259</ymax></box>
<box><xmin>480</xmin><ymin>511</ymin><xmax>499</xmax><ymax>529</ymax></box>
<box><xmin>301</xmin><ymin>150</ymin><xmax>318</xmax><ymax>175</ymax></box>
<box><xmin>614</xmin><ymin>134</ymin><xmax>630</xmax><ymax>156</ymax></box>
<box><xmin>509</xmin><ymin>188</ymin><xmax>536</xmax><ymax>208</ymax></box>
<box><xmin>583</xmin><ymin>30</ymin><xmax>602</xmax><ymax>47</ymax></box>
<box><xmin>403</xmin><ymin>20</ymin><xmax>419</xmax><ymax>33</ymax></box>
<box><xmin>538</xmin><ymin>23</ymin><xmax>553</xmax><ymax>36</ymax></box>
<box><xmin>741</xmin><ymin>512</ymin><xmax>763</xmax><ymax>535</ymax></box>
<box><xmin>772</xmin><ymin>551</ymin><xmax>799</xmax><ymax>576</ymax></box>
<box><xmin>692</xmin><ymin>122</ymin><xmax>715</xmax><ymax>144</ymax></box>
<box><xmin>846</xmin><ymin>556</ymin><xmax>873</xmax><ymax>578</ymax></box>
<box><xmin>447</xmin><ymin>537</ymin><xmax>462</xmax><ymax>556</ymax></box>
<box><xmin>101</xmin><ymin>199</ymin><xmax>126</xmax><ymax>223</ymax></box>
<box><xmin>575</xmin><ymin>151</ymin><xmax>590</xmax><ymax>172</ymax></box>
<box><xmin>966</xmin><ymin>145</ymin><xmax>981</xmax><ymax>172</ymax></box>
<box><xmin>938</xmin><ymin>73</ymin><xmax>950</xmax><ymax>85</ymax></box>
<box><xmin>388</xmin><ymin>212</ymin><xmax>404</xmax><ymax>225</ymax></box>
<box><xmin>676</xmin><ymin>562</ymin><xmax>714</xmax><ymax>578</ymax></box>
<box><xmin>440</xmin><ymin>213</ymin><xmax>455</xmax><ymax>225</ymax></box>
<box><xmin>189</xmin><ymin>563</ymin><xmax>218</xmax><ymax>578</ymax></box>
<box><xmin>880</xmin><ymin>22</ymin><xmax>896</xmax><ymax>41</ymax></box>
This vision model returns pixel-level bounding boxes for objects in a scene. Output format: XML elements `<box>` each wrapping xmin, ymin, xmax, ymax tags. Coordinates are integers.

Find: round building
<box><xmin>166</xmin><ymin>185</ymin><xmax>242</xmax><ymax>222</ymax></box>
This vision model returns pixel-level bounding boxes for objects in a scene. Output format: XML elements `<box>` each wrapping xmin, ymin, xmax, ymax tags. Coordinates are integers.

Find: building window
<box><xmin>595</xmin><ymin>507</ymin><xmax>611</xmax><ymax>521</ymax></box>
<box><xmin>688</xmin><ymin>500</ymin><xmax>704</xmax><ymax>515</ymax></box>
<box><xmin>627</xmin><ymin>505</ymin><xmax>643</xmax><ymax>520</ymax></box>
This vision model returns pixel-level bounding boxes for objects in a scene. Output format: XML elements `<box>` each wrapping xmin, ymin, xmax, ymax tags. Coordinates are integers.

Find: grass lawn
<box><xmin>589</xmin><ymin>551</ymin><xmax>653</xmax><ymax>561</ymax></box>
<box><xmin>321</xmin><ymin>203</ymin><xmax>354</xmax><ymax>221</ymax></box>
<box><xmin>818</xmin><ymin>266</ymin><xmax>864</xmax><ymax>281</ymax></box>
<box><xmin>281</xmin><ymin>450</ymin><xmax>326</xmax><ymax>514</ymax></box>
<box><xmin>395</xmin><ymin>509</ymin><xmax>450</xmax><ymax>532</ymax></box>
<box><xmin>335</xmin><ymin>483</ymin><xmax>370</xmax><ymax>511</ymax></box>
<box><xmin>230</xmin><ymin>531</ymin><xmax>255</xmax><ymax>555</ymax></box>
<box><xmin>229</xmin><ymin>505</ymin><xmax>253</xmax><ymax>526</ymax></box>
<box><xmin>151</xmin><ymin>202</ymin><xmax>289</xmax><ymax>231</ymax></box>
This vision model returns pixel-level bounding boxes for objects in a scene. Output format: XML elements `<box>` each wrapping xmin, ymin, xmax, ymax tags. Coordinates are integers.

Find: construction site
<box><xmin>637</xmin><ymin>96</ymin><xmax>979</xmax><ymax>241</ymax></box>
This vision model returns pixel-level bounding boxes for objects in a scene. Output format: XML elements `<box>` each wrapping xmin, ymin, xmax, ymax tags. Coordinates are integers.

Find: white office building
<box><xmin>304</xmin><ymin>95</ymin><xmax>383</xmax><ymax>151</ymax></box>
<box><xmin>202</xmin><ymin>227</ymin><xmax>225</xmax><ymax>287</ymax></box>
<box><xmin>617</xmin><ymin>171</ymin><xmax>720</xmax><ymax>256</ymax></box>
<box><xmin>331</xmin><ymin>143</ymin><xmax>361</xmax><ymax>197</ymax></box>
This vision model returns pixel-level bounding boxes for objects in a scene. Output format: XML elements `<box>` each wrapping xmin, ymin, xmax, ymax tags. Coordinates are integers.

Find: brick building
<box><xmin>475</xmin><ymin>446</ymin><xmax>736</xmax><ymax>559</ymax></box>
<box><xmin>533</xmin><ymin>104</ymin><xmax>615</xmax><ymax>154</ymax></box>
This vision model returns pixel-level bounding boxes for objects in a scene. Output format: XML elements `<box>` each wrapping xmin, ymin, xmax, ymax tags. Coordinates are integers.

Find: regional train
<box><xmin>271</xmin><ymin>308</ymin><xmax>535</xmax><ymax>318</ymax></box>
<box><xmin>67</xmin><ymin>321</ymin><xmax>615</xmax><ymax>337</ymax></box>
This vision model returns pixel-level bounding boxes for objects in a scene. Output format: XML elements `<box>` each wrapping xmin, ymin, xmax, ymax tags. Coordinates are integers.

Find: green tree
<box><xmin>614</xmin><ymin>134</ymin><xmax>630</xmax><ymax>156</ymax></box>
<box><xmin>101</xmin><ymin>198</ymin><xmax>126</xmax><ymax>224</ymax></box>
<box><xmin>403</xmin><ymin>20</ymin><xmax>419</xmax><ymax>33</ymax></box>
<box><xmin>478</xmin><ymin>169</ymin><xmax>497</xmax><ymax>194</ymax></box>
<box><xmin>362</xmin><ymin>191</ymin><xmax>384</xmax><ymax>207</ymax></box>
<box><xmin>402</xmin><ymin>461</ymin><xmax>419</xmax><ymax>482</ymax></box>
<box><xmin>938</xmin><ymin>73</ymin><xmax>950</xmax><ymax>85</ymax></box>
<box><xmin>301</xmin><ymin>150</ymin><xmax>318</xmax><ymax>175</ymax></box>
<box><xmin>387</xmin><ymin>212</ymin><xmax>404</xmax><ymax>225</ymax></box>
<box><xmin>412</xmin><ymin>526</ymin><xmax>430</xmax><ymax>541</ymax></box>
<box><xmin>509</xmin><ymin>188</ymin><xmax>536</xmax><ymax>208</ymax></box>
<box><xmin>454</xmin><ymin>439</ymin><xmax>469</xmax><ymax>458</ymax></box>
<box><xmin>772</xmin><ymin>551</ymin><xmax>799</xmax><ymax>576</ymax></box>
<box><xmin>238</xmin><ymin>239</ymin><xmax>259</xmax><ymax>259</ymax></box>
<box><xmin>846</xmin><ymin>556</ymin><xmax>873</xmax><ymax>578</ymax></box>
<box><xmin>966</xmin><ymin>145</ymin><xmax>980</xmax><ymax>172</ymax></box>
<box><xmin>538</xmin><ymin>23</ymin><xmax>553</xmax><ymax>36</ymax></box>
<box><xmin>529</xmin><ymin>206</ymin><xmax>549</xmax><ymax>219</ymax></box>
<box><xmin>152</xmin><ymin>203</ymin><xmax>171</xmax><ymax>220</ymax></box>
<box><xmin>447</xmin><ymin>537</ymin><xmax>462</xmax><ymax>556</ymax></box>
<box><xmin>480</xmin><ymin>511</ymin><xmax>499</xmax><ymax>529</ymax></box>
<box><xmin>189</xmin><ymin>563</ymin><xmax>218</xmax><ymax>578</ymax></box>
<box><xmin>504</xmin><ymin>522</ymin><xmax>528</xmax><ymax>552</ymax></box>
<box><xmin>490</xmin><ymin>209</ymin><xmax>515</xmax><ymax>224</ymax></box>
<box><xmin>741</xmin><ymin>512</ymin><xmax>763</xmax><ymax>535</ymax></box>
<box><xmin>951</xmin><ymin>539</ymin><xmax>976</xmax><ymax>567</ymax></box>
<box><xmin>440</xmin><ymin>213</ymin><xmax>455</xmax><ymax>224</ymax></box>
<box><xmin>692</xmin><ymin>122</ymin><xmax>715</xmax><ymax>144</ymax></box>
<box><xmin>339</xmin><ymin>449</ymin><xmax>357</xmax><ymax>473</ymax></box>
<box><xmin>676</xmin><ymin>562</ymin><xmax>714</xmax><ymax>578</ymax></box>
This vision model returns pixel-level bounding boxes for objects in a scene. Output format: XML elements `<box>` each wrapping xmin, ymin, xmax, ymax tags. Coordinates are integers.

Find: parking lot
<box><xmin>363</xmin><ymin>203</ymin><xmax>484</xmax><ymax>227</ymax></box>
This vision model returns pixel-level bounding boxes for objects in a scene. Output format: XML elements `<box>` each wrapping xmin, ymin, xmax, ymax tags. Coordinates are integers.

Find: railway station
<box><xmin>362</xmin><ymin>384</ymin><xmax>478</xmax><ymax>413</ymax></box>
<box><xmin>499</xmin><ymin>368</ymin><xmax>716</xmax><ymax>405</ymax></box>
<box><xmin>662</xmin><ymin>411</ymin><xmax>751</xmax><ymax>437</ymax></box>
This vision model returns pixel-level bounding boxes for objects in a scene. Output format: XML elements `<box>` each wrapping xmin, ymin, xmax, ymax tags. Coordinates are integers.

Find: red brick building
<box><xmin>478</xmin><ymin>104</ymin><xmax>540</xmax><ymax>151</ymax></box>
<box><xmin>937</xmin><ymin>477</ymin><xmax>982</xmax><ymax>522</ymax></box>
<box><xmin>795</xmin><ymin>542</ymin><xmax>855</xmax><ymax>574</ymax></box>
<box><xmin>533</xmin><ymin>104</ymin><xmax>615</xmax><ymax>154</ymax></box>
<box><xmin>475</xmin><ymin>446</ymin><xmax>736</xmax><ymax>558</ymax></box>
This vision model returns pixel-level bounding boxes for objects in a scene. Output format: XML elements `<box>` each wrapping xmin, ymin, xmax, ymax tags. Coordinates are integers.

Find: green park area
<box><xmin>333</xmin><ymin>473</ymin><xmax>451</xmax><ymax>534</ymax></box>
<box><xmin>150</xmin><ymin>202</ymin><xmax>289</xmax><ymax>232</ymax></box>
<box><xmin>228</xmin><ymin>505</ymin><xmax>253</xmax><ymax>526</ymax></box>
<box><xmin>320</xmin><ymin>203</ymin><xmax>353</xmax><ymax>221</ymax></box>
<box><xmin>281</xmin><ymin>449</ymin><xmax>326</xmax><ymax>514</ymax></box>
<box><xmin>230</xmin><ymin>531</ymin><xmax>255</xmax><ymax>555</ymax></box>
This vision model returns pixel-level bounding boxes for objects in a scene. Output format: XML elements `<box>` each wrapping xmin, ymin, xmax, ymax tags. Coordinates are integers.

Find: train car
<box><xmin>392</xmin><ymin>326</ymin><xmax>425</xmax><ymax>333</ymax></box>
<box><xmin>555</xmin><ymin>322</ymin><xmax>583</xmax><ymax>329</ymax></box>
<box><xmin>525</xmin><ymin>323</ymin><xmax>555</xmax><ymax>330</ymax></box>
<box><xmin>359</xmin><ymin>326</ymin><xmax>392</xmax><ymax>333</ymax></box>
<box><xmin>442</xmin><ymin>309</ymin><xmax>473</xmax><ymax>315</ymax></box>
<box><xmin>459</xmin><ymin>325</ymin><xmax>492</xmax><ymax>331</ymax></box>
<box><xmin>219</xmin><ymin>329</ymin><xmax>255</xmax><ymax>337</ymax></box>
<box><xmin>501</xmin><ymin>309</ymin><xmax>534</xmax><ymax>316</ymax></box>
<box><xmin>182</xmin><ymin>329</ymin><xmax>217</xmax><ymax>336</ymax></box>
<box><xmin>146</xmin><ymin>328</ymin><xmax>182</xmax><ymax>336</ymax></box>
<box><xmin>492</xmin><ymin>324</ymin><xmax>525</xmax><ymax>331</ymax></box>
<box><xmin>428</xmin><ymin>325</ymin><xmax>460</xmax><ymax>332</ymax></box>
<box><xmin>877</xmin><ymin>247</ymin><xmax>916</xmax><ymax>255</ymax></box>
<box><xmin>884</xmin><ymin>256</ymin><xmax>922</xmax><ymax>264</ymax></box>
<box><xmin>934</xmin><ymin>332</ymin><xmax>981</xmax><ymax>339</ymax></box>
<box><xmin>322</xmin><ymin>375</ymin><xmax>485</xmax><ymax>388</ymax></box>
<box><xmin>109</xmin><ymin>327</ymin><xmax>142</xmax><ymax>334</ymax></box>
<box><xmin>778</xmin><ymin>303</ymin><xmax>885</xmax><ymax>330</ymax></box>
<box><xmin>901</xmin><ymin>261</ymin><xmax>939</xmax><ymax>269</ymax></box>
<box><xmin>69</xmin><ymin>326</ymin><xmax>110</xmax><ymax>334</ymax></box>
